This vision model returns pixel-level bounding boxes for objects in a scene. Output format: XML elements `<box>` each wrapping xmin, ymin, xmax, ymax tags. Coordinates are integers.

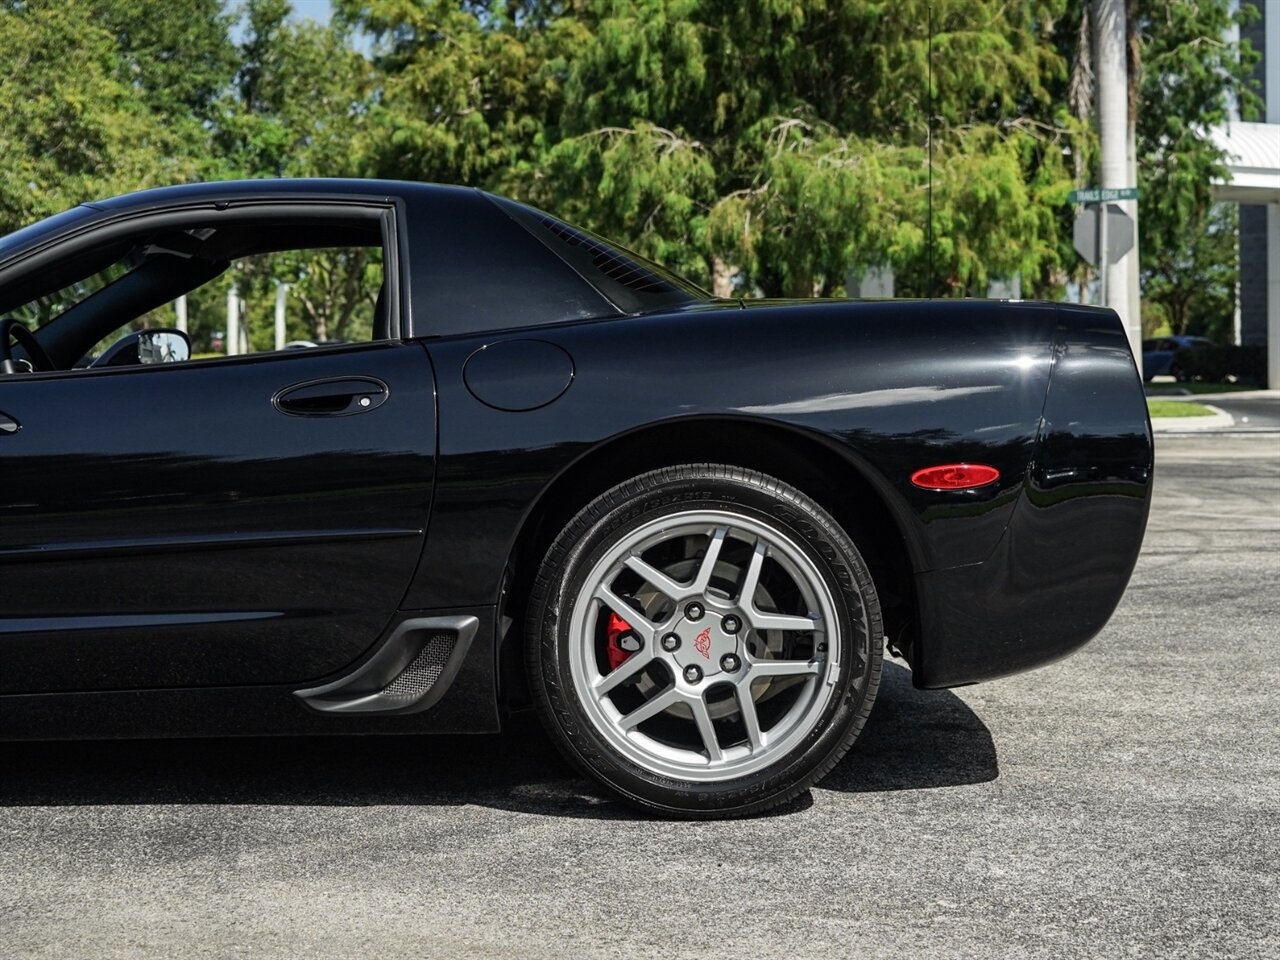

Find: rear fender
<box><xmin>912</xmin><ymin>305</ymin><xmax>1154</xmax><ymax>687</ymax></box>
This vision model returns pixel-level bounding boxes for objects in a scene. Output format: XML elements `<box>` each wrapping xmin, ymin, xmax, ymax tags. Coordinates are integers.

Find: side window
<box><xmin>160</xmin><ymin>246</ymin><xmax>384</xmax><ymax>359</ymax></box>
<box><xmin>0</xmin><ymin>211</ymin><xmax>392</xmax><ymax>375</ymax></box>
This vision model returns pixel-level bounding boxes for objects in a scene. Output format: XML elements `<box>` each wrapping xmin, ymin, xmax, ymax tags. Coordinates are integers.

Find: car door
<box><xmin>0</xmin><ymin>341</ymin><xmax>435</xmax><ymax>693</ymax></box>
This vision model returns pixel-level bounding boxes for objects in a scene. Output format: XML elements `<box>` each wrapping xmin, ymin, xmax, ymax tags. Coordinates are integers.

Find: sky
<box><xmin>227</xmin><ymin>0</ymin><xmax>334</xmax><ymax>45</ymax></box>
<box><xmin>289</xmin><ymin>0</ymin><xmax>333</xmax><ymax>23</ymax></box>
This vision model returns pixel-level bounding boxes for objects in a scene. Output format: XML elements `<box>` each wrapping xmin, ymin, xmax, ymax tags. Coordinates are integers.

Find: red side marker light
<box><xmin>910</xmin><ymin>463</ymin><xmax>1000</xmax><ymax>491</ymax></box>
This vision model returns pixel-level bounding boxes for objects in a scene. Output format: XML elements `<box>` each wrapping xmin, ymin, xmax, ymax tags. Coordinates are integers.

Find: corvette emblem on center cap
<box><xmin>693</xmin><ymin>627</ymin><xmax>712</xmax><ymax>659</ymax></box>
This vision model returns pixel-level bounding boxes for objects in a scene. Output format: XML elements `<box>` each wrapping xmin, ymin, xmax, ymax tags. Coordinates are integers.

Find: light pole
<box><xmin>1093</xmin><ymin>0</ymin><xmax>1142</xmax><ymax>375</ymax></box>
<box><xmin>226</xmin><ymin>285</ymin><xmax>240</xmax><ymax>357</ymax></box>
<box><xmin>274</xmin><ymin>282</ymin><xmax>288</xmax><ymax>352</ymax></box>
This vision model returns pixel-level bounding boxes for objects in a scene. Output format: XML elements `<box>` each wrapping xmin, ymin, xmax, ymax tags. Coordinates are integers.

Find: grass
<box><xmin>1148</xmin><ymin>399</ymin><xmax>1215</xmax><ymax>418</ymax></box>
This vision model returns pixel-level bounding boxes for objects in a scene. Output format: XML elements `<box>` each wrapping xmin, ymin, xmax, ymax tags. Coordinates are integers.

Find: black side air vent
<box><xmin>381</xmin><ymin>633</ymin><xmax>455</xmax><ymax>701</ymax></box>
<box><xmin>294</xmin><ymin>615</ymin><xmax>478</xmax><ymax>716</ymax></box>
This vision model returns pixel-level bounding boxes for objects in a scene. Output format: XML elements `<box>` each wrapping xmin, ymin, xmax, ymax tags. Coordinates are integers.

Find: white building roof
<box><xmin>1211</xmin><ymin>121</ymin><xmax>1280</xmax><ymax>202</ymax></box>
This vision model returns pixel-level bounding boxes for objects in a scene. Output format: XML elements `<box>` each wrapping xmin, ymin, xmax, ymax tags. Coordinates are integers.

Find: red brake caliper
<box><xmin>605</xmin><ymin>611</ymin><xmax>637</xmax><ymax>671</ymax></box>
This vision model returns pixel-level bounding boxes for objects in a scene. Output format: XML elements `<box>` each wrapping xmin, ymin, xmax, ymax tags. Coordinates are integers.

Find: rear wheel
<box><xmin>525</xmin><ymin>464</ymin><xmax>883</xmax><ymax>817</ymax></box>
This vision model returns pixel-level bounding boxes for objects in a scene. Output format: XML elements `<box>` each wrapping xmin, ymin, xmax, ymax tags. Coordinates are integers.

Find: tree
<box><xmin>219</xmin><ymin>0</ymin><xmax>374</xmax><ymax>178</ymax></box>
<box><xmin>2</xmin><ymin>0</ymin><xmax>1257</xmax><ymax>333</ymax></box>
<box><xmin>340</xmin><ymin>0</ymin><xmax>1080</xmax><ymax>298</ymax></box>
<box><xmin>1145</xmin><ymin>202</ymin><xmax>1237</xmax><ymax>336</ymax></box>
<box><xmin>203</xmin><ymin>0</ymin><xmax>383</xmax><ymax>348</ymax></box>
<box><xmin>1132</xmin><ymin>0</ymin><xmax>1259</xmax><ymax>341</ymax></box>
<box><xmin>333</xmin><ymin>0</ymin><xmax>565</xmax><ymax>185</ymax></box>
<box><xmin>92</xmin><ymin>0</ymin><xmax>237</xmax><ymax>132</ymax></box>
<box><xmin>1049</xmin><ymin>0</ymin><xmax>1259</xmax><ymax>327</ymax></box>
<box><xmin>0</xmin><ymin>1</ymin><xmax>203</xmax><ymax>235</ymax></box>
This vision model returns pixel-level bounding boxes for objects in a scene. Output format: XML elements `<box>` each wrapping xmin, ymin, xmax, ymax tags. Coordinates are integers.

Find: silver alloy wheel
<box><xmin>568</xmin><ymin>509</ymin><xmax>842</xmax><ymax>782</ymax></box>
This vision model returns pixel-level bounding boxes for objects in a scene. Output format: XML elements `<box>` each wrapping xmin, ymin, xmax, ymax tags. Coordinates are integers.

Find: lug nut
<box><xmin>720</xmin><ymin>653</ymin><xmax>741</xmax><ymax>673</ymax></box>
<box><xmin>685</xmin><ymin>602</ymin><xmax>705</xmax><ymax>621</ymax></box>
<box><xmin>683</xmin><ymin>664</ymin><xmax>703</xmax><ymax>683</ymax></box>
<box><xmin>661</xmin><ymin>633</ymin><xmax>681</xmax><ymax>652</ymax></box>
<box><xmin>721</xmin><ymin>614</ymin><xmax>741</xmax><ymax>635</ymax></box>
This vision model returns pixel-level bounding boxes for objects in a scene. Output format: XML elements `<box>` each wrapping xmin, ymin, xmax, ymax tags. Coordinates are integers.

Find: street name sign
<box><xmin>1068</xmin><ymin>186</ymin><xmax>1140</xmax><ymax>203</ymax></box>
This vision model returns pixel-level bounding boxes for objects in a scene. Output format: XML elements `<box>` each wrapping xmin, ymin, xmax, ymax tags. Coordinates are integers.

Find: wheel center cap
<box><xmin>671</xmin><ymin>615</ymin><xmax>738</xmax><ymax>675</ymax></box>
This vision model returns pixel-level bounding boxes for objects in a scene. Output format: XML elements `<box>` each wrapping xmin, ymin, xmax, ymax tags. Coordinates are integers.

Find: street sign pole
<box><xmin>1069</xmin><ymin>186</ymin><xmax>1139</xmax><ymax>306</ymax></box>
<box><xmin>1098</xmin><ymin>201</ymin><xmax>1108</xmax><ymax>305</ymax></box>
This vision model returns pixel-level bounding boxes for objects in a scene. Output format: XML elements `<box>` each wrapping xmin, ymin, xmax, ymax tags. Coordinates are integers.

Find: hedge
<box><xmin>1171</xmin><ymin>344</ymin><xmax>1267</xmax><ymax>384</ymax></box>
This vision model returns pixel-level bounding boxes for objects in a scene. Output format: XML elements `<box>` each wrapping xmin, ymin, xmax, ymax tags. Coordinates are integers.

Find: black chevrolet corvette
<box><xmin>0</xmin><ymin>180</ymin><xmax>1152</xmax><ymax>816</ymax></box>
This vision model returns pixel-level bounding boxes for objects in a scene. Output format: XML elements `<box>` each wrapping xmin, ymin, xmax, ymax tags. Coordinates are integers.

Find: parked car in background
<box><xmin>1142</xmin><ymin>335</ymin><xmax>1214</xmax><ymax>381</ymax></box>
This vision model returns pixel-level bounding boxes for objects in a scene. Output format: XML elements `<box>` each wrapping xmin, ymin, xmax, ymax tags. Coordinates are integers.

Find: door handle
<box><xmin>272</xmin><ymin>377</ymin><xmax>389</xmax><ymax>417</ymax></box>
<box><xmin>0</xmin><ymin>411</ymin><xmax>19</xmax><ymax>435</ymax></box>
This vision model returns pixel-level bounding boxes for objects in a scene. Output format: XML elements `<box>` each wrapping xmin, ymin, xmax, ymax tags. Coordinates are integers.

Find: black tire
<box><xmin>525</xmin><ymin>464</ymin><xmax>883</xmax><ymax>818</ymax></box>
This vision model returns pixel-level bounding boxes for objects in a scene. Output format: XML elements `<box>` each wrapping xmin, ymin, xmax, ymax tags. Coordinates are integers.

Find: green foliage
<box><xmin>215</xmin><ymin>1</ymin><xmax>382</xmax><ymax>342</ymax></box>
<box><xmin>233</xmin><ymin>248</ymin><xmax>382</xmax><ymax>351</ymax></box>
<box><xmin>1144</xmin><ymin>203</ymin><xmax>1238</xmax><ymax>337</ymax></box>
<box><xmin>334</xmin><ymin>0</ymin><xmax>564</xmax><ymax>184</ymax></box>
<box><xmin>457</xmin><ymin>0</ymin><xmax>1073</xmax><ymax>296</ymax></box>
<box><xmin>1133</xmin><ymin>0</ymin><xmax>1259</xmax><ymax>340</ymax></box>
<box><xmin>219</xmin><ymin>0</ymin><xmax>373</xmax><ymax>177</ymax></box>
<box><xmin>91</xmin><ymin>0</ymin><xmax>236</xmax><ymax>126</ymax></box>
<box><xmin>0</xmin><ymin>1</ymin><xmax>203</xmax><ymax>233</ymax></box>
<box><xmin>0</xmin><ymin>0</ymin><xmax>1261</xmax><ymax>326</ymax></box>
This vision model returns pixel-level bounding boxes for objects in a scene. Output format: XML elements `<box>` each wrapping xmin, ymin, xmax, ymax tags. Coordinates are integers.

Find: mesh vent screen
<box><xmin>537</xmin><ymin>215</ymin><xmax>673</xmax><ymax>293</ymax></box>
<box><xmin>382</xmin><ymin>634</ymin><xmax>455</xmax><ymax>699</ymax></box>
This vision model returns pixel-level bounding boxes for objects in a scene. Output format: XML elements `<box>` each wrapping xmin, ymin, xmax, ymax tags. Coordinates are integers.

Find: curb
<box><xmin>1150</xmin><ymin>403</ymin><xmax>1234</xmax><ymax>433</ymax></box>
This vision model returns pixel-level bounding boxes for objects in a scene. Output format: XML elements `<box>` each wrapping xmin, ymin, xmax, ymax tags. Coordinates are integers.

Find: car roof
<box><xmin>83</xmin><ymin>178</ymin><xmax>453</xmax><ymax>212</ymax></box>
<box><xmin>0</xmin><ymin>179</ymin><xmax>458</xmax><ymax>267</ymax></box>
<box><xmin>1</xmin><ymin>179</ymin><xmax>710</xmax><ymax>338</ymax></box>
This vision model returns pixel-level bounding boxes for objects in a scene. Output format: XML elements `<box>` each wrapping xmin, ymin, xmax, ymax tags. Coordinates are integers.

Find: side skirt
<box><xmin>0</xmin><ymin>607</ymin><xmax>500</xmax><ymax>741</ymax></box>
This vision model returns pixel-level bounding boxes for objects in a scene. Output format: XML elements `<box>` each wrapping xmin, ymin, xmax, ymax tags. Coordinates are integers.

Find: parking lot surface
<box><xmin>2</xmin><ymin>435</ymin><xmax>1277</xmax><ymax>959</ymax></box>
<box><xmin>1200</xmin><ymin>392</ymin><xmax>1280</xmax><ymax>431</ymax></box>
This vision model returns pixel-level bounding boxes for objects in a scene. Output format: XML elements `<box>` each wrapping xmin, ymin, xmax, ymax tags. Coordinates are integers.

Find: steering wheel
<box><xmin>0</xmin><ymin>318</ymin><xmax>54</xmax><ymax>374</ymax></box>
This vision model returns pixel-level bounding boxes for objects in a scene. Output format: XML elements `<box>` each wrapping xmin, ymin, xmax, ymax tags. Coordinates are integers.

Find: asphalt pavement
<box><xmin>1198</xmin><ymin>392</ymin><xmax>1280</xmax><ymax>431</ymax></box>
<box><xmin>2</xmin><ymin>435</ymin><xmax>1277</xmax><ymax>959</ymax></box>
<box><xmin>1148</xmin><ymin>389</ymin><xmax>1280</xmax><ymax>433</ymax></box>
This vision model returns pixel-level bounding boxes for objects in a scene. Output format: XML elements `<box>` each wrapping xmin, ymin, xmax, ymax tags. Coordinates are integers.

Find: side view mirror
<box><xmin>138</xmin><ymin>329</ymin><xmax>191</xmax><ymax>364</ymax></box>
<box><xmin>90</xmin><ymin>328</ymin><xmax>191</xmax><ymax>368</ymax></box>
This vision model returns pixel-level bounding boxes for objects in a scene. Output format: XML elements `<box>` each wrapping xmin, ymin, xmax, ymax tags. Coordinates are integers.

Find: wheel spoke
<box><xmin>737</xmin><ymin>538</ymin><xmax>766</xmax><ymax>605</ymax></box>
<box><xmin>594</xmin><ymin>646</ymin><xmax>655</xmax><ymax>696</ymax></box>
<box><xmin>594</xmin><ymin>584</ymin><xmax>658</xmax><ymax>642</ymax></box>
<box><xmin>688</xmin><ymin>696</ymin><xmax>724</xmax><ymax>762</ymax></box>
<box><xmin>750</xmin><ymin>657</ymin><xmax>822</xmax><ymax>678</ymax></box>
<box><xmin>736</xmin><ymin>684</ymin><xmax>764</xmax><ymax>751</ymax></box>
<box><xmin>618</xmin><ymin>687</ymin><xmax>680</xmax><ymax>729</ymax></box>
<box><xmin>691</xmin><ymin>526</ymin><xmax>728</xmax><ymax>592</ymax></box>
<box><xmin>737</xmin><ymin>539</ymin><xmax>820</xmax><ymax>634</ymax></box>
<box><xmin>623</xmin><ymin>554</ymin><xmax>690</xmax><ymax>601</ymax></box>
<box><xmin>749</xmin><ymin>611</ymin><xmax>821</xmax><ymax>633</ymax></box>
